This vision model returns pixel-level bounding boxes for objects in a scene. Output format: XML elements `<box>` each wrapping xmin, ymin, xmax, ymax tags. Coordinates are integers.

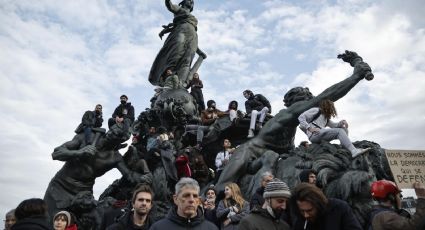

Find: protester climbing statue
<box><xmin>215</xmin><ymin>51</ymin><xmax>374</xmax><ymax>192</ymax></box>
<box><xmin>149</xmin><ymin>0</ymin><xmax>207</xmax><ymax>88</ymax></box>
<box><xmin>44</xmin><ymin>124</ymin><xmax>152</xmax><ymax>229</ymax></box>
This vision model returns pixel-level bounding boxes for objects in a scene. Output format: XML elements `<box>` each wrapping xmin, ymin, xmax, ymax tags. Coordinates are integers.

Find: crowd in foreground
<box><xmin>4</xmin><ymin>174</ymin><xmax>425</xmax><ymax>230</ymax></box>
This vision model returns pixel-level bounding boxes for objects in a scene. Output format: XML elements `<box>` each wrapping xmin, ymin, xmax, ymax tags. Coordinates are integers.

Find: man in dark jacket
<box><xmin>250</xmin><ymin>171</ymin><xmax>274</xmax><ymax>210</ymax></box>
<box><xmin>239</xmin><ymin>179</ymin><xmax>291</xmax><ymax>230</ymax></box>
<box><xmin>149</xmin><ymin>177</ymin><xmax>218</xmax><ymax>230</ymax></box>
<box><xmin>11</xmin><ymin>198</ymin><xmax>50</xmax><ymax>230</ymax></box>
<box><xmin>369</xmin><ymin>180</ymin><xmax>425</xmax><ymax>230</ymax></box>
<box><xmin>108</xmin><ymin>95</ymin><xmax>135</xmax><ymax>129</ymax></box>
<box><xmin>75</xmin><ymin>104</ymin><xmax>103</xmax><ymax>145</ymax></box>
<box><xmin>290</xmin><ymin>183</ymin><xmax>362</xmax><ymax>230</ymax></box>
<box><xmin>107</xmin><ymin>185</ymin><xmax>155</xmax><ymax>230</ymax></box>
<box><xmin>243</xmin><ymin>90</ymin><xmax>271</xmax><ymax>138</ymax></box>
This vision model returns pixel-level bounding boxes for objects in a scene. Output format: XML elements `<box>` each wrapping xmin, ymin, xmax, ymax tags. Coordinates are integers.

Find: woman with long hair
<box><xmin>216</xmin><ymin>183</ymin><xmax>249</xmax><ymax>230</ymax></box>
<box><xmin>298</xmin><ymin>99</ymin><xmax>370</xmax><ymax>158</ymax></box>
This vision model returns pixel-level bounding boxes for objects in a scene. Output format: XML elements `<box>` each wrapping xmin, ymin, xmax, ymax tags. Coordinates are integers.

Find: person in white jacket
<box><xmin>298</xmin><ymin>99</ymin><xmax>369</xmax><ymax>158</ymax></box>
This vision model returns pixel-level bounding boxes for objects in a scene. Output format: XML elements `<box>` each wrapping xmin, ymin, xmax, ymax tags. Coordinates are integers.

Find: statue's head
<box><xmin>179</xmin><ymin>0</ymin><xmax>194</xmax><ymax>12</ymax></box>
<box><xmin>283</xmin><ymin>87</ymin><xmax>313</xmax><ymax>107</ymax></box>
<box><xmin>97</xmin><ymin>123</ymin><xmax>130</xmax><ymax>150</ymax></box>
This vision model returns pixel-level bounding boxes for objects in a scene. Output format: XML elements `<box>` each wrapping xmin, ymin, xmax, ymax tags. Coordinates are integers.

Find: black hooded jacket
<box><xmin>11</xmin><ymin>216</ymin><xmax>50</xmax><ymax>230</ymax></box>
<box><xmin>245</xmin><ymin>94</ymin><xmax>271</xmax><ymax>114</ymax></box>
<box><xmin>149</xmin><ymin>206</ymin><xmax>218</xmax><ymax>230</ymax></box>
<box><xmin>106</xmin><ymin>210</ymin><xmax>154</xmax><ymax>230</ymax></box>
<box><xmin>112</xmin><ymin>102</ymin><xmax>135</xmax><ymax>123</ymax></box>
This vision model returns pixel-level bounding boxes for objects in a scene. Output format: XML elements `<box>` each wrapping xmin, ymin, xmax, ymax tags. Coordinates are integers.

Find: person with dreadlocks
<box><xmin>298</xmin><ymin>99</ymin><xmax>370</xmax><ymax>158</ymax></box>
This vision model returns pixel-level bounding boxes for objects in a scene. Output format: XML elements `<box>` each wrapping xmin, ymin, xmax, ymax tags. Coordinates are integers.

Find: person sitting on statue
<box><xmin>243</xmin><ymin>90</ymin><xmax>271</xmax><ymax>138</ymax></box>
<box><xmin>108</xmin><ymin>95</ymin><xmax>135</xmax><ymax>129</ymax></box>
<box><xmin>162</xmin><ymin>69</ymin><xmax>181</xmax><ymax>90</ymax></box>
<box><xmin>75</xmin><ymin>104</ymin><xmax>103</xmax><ymax>145</ymax></box>
<box><xmin>184</xmin><ymin>100</ymin><xmax>225</xmax><ymax>149</ymax></box>
<box><xmin>225</xmin><ymin>100</ymin><xmax>245</xmax><ymax>123</ymax></box>
<box><xmin>187</xmin><ymin>72</ymin><xmax>205</xmax><ymax>114</ymax></box>
<box><xmin>298</xmin><ymin>99</ymin><xmax>370</xmax><ymax>158</ymax></box>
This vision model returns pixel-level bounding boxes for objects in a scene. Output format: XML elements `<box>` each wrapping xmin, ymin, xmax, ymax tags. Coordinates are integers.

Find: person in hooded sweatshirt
<box><xmin>108</xmin><ymin>94</ymin><xmax>135</xmax><ymax>129</ymax></box>
<box><xmin>149</xmin><ymin>177</ymin><xmax>217</xmax><ymax>230</ymax></box>
<box><xmin>11</xmin><ymin>198</ymin><xmax>50</xmax><ymax>230</ymax></box>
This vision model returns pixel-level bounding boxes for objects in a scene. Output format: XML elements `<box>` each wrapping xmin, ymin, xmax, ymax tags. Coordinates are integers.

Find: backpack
<box><xmin>299</xmin><ymin>109</ymin><xmax>323</xmax><ymax>133</ymax></box>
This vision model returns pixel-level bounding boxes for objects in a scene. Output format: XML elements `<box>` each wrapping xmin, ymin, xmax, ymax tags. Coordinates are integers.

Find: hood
<box><xmin>167</xmin><ymin>205</ymin><xmax>204</xmax><ymax>227</ymax></box>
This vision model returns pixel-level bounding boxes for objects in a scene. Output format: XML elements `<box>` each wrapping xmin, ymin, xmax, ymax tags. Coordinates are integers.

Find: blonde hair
<box><xmin>224</xmin><ymin>183</ymin><xmax>245</xmax><ymax>210</ymax></box>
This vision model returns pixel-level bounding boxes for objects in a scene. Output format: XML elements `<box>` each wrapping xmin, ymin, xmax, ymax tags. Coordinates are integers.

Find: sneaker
<box><xmin>255</xmin><ymin>123</ymin><xmax>263</xmax><ymax>131</ymax></box>
<box><xmin>247</xmin><ymin>129</ymin><xmax>255</xmax><ymax>138</ymax></box>
<box><xmin>352</xmin><ymin>147</ymin><xmax>371</xmax><ymax>158</ymax></box>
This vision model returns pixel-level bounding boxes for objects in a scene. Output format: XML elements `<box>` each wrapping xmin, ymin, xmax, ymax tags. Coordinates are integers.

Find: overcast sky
<box><xmin>1</xmin><ymin>0</ymin><xmax>424</xmax><ymax>216</ymax></box>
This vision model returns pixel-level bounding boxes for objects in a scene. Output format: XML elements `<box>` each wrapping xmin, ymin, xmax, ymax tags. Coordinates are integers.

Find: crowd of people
<box><xmin>4</xmin><ymin>177</ymin><xmax>425</xmax><ymax>230</ymax></box>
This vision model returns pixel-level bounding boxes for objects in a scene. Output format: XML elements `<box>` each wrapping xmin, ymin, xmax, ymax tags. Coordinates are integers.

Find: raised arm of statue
<box><xmin>52</xmin><ymin>140</ymin><xmax>96</xmax><ymax>161</ymax></box>
<box><xmin>289</xmin><ymin>61</ymin><xmax>372</xmax><ymax>117</ymax></box>
<box><xmin>165</xmin><ymin>0</ymin><xmax>180</xmax><ymax>14</ymax></box>
<box><xmin>196</xmin><ymin>48</ymin><xmax>207</xmax><ymax>59</ymax></box>
<box><xmin>316</xmin><ymin>62</ymin><xmax>371</xmax><ymax>102</ymax></box>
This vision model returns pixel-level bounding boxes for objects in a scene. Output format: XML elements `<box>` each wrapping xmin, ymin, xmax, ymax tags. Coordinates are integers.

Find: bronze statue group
<box><xmin>5</xmin><ymin>1</ymin><xmax>425</xmax><ymax>230</ymax></box>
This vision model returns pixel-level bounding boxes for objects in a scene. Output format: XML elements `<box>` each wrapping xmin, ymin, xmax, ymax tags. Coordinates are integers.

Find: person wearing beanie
<box><xmin>289</xmin><ymin>183</ymin><xmax>362</xmax><ymax>230</ymax></box>
<box><xmin>243</xmin><ymin>89</ymin><xmax>271</xmax><ymax>138</ymax></box>
<box><xmin>239</xmin><ymin>178</ymin><xmax>291</xmax><ymax>230</ymax></box>
<box><xmin>53</xmin><ymin>211</ymin><xmax>77</xmax><ymax>230</ymax></box>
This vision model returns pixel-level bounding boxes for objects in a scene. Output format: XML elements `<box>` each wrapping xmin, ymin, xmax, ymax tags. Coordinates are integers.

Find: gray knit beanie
<box><xmin>263</xmin><ymin>179</ymin><xmax>291</xmax><ymax>199</ymax></box>
<box><xmin>53</xmin><ymin>210</ymin><xmax>71</xmax><ymax>227</ymax></box>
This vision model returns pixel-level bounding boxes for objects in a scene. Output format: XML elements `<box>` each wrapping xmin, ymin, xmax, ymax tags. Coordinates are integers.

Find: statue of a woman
<box><xmin>149</xmin><ymin>0</ymin><xmax>206</xmax><ymax>87</ymax></box>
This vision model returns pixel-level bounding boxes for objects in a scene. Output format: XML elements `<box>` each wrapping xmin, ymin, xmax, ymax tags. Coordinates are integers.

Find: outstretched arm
<box><xmin>165</xmin><ymin>0</ymin><xmax>180</xmax><ymax>14</ymax></box>
<box><xmin>289</xmin><ymin>61</ymin><xmax>372</xmax><ymax>116</ymax></box>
